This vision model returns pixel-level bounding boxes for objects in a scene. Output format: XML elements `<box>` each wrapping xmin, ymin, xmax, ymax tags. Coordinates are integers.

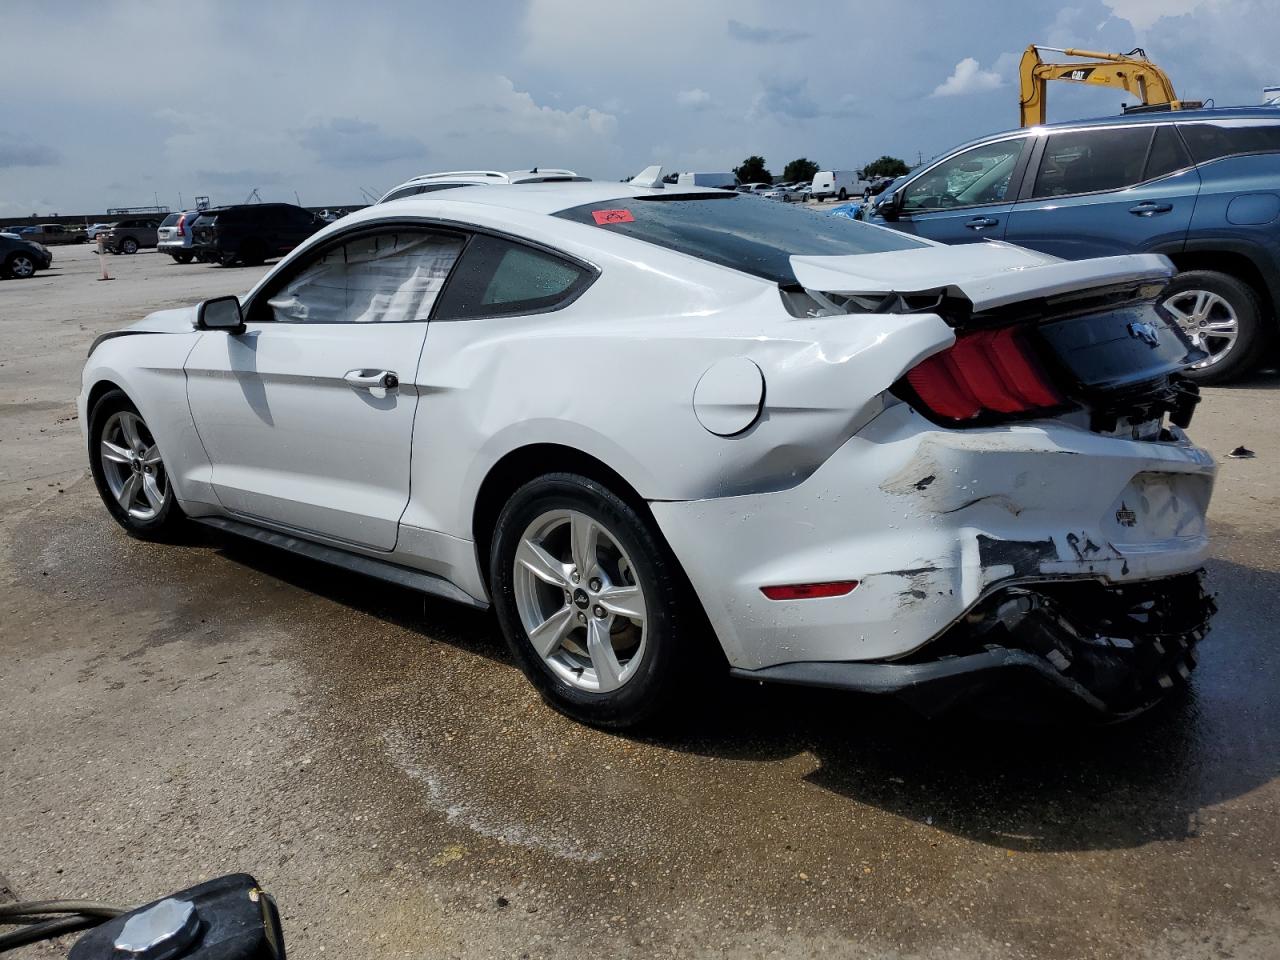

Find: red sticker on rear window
<box><xmin>592</xmin><ymin>208</ymin><xmax>635</xmax><ymax>225</ymax></box>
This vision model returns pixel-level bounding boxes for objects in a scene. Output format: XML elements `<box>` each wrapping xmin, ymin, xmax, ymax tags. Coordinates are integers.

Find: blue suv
<box><xmin>868</xmin><ymin>107</ymin><xmax>1280</xmax><ymax>382</ymax></box>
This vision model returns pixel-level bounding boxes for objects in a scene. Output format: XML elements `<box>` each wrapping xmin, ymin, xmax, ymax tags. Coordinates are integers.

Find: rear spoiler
<box><xmin>790</xmin><ymin>244</ymin><xmax>1174</xmax><ymax>312</ymax></box>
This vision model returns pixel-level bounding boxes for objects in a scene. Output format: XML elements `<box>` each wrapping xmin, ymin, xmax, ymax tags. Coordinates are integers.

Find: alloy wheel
<box><xmin>8</xmin><ymin>255</ymin><xmax>35</xmax><ymax>278</ymax></box>
<box><xmin>1161</xmin><ymin>289</ymin><xmax>1238</xmax><ymax>370</ymax></box>
<box><xmin>512</xmin><ymin>509</ymin><xmax>648</xmax><ymax>693</ymax></box>
<box><xmin>99</xmin><ymin>410</ymin><xmax>168</xmax><ymax>520</ymax></box>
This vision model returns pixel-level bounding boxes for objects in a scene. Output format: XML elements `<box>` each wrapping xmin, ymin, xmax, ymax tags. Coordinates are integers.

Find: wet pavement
<box><xmin>2</xmin><ymin>245</ymin><xmax>1279</xmax><ymax>958</ymax></box>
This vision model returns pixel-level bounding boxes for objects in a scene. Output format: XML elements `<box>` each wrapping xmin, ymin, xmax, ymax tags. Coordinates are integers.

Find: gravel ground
<box><xmin>2</xmin><ymin>244</ymin><xmax>1279</xmax><ymax>959</ymax></box>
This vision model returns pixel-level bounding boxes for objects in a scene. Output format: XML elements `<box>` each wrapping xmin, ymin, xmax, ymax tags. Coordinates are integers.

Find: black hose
<box><xmin>0</xmin><ymin>900</ymin><xmax>125</xmax><ymax>920</ymax></box>
<box><xmin>0</xmin><ymin>915</ymin><xmax>103</xmax><ymax>952</ymax></box>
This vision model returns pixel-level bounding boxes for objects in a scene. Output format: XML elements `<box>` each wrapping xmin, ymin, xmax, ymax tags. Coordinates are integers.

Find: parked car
<box><xmin>19</xmin><ymin>223</ymin><xmax>80</xmax><ymax>246</ymax></box>
<box><xmin>378</xmin><ymin>168</ymin><xmax>588</xmax><ymax>204</ymax></box>
<box><xmin>81</xmin><ymin>179</ymin><xmax>1214</xmax><ymax>728</ymax></box>
<box><xmin>867</xmin><ymin>107</ymin><xmax>1280</xmax><ymax>382</ymax></box>
<box><xmin>1</xmin><ymin>232</ymin><xmax>53</xmax><ymax>279</ymax></box>
<box><xmin>104</xmin><ymin>218</ymin><xmax>161</xmax><ymax>254</ymax></box>
<box><xmin>85</xmin><ymin>223</ymin><xmax>112</xmax><ymax>242</ymax></box>
<box><xmin>190</xmin><ymin>203</ymin><xmax>324</xmax><ymax>266</ymax></box>
<box><xmin>735</xmin><ymin>182</ymin><xmax>773</xmax><ymax>196</ymax></box>
<box><xmin>760</xmin><ymin>183</ymin><xmax>802</xmax><ymax>202</ymax></box>
<box><xmin>157</xmin><ymin>211</ymin><xmax>199</xmax><ymax>263</ymax></box>
<box><xmin>811</xmin><ymin>170</ymin><xmax>872</xmax><ymax>201</ymax></box>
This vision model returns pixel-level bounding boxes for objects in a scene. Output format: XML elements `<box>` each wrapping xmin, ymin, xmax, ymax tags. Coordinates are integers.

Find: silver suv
<box><xmin>157</xmin><ymin>211</ymin><xmax>198</xmax><ymax>264</ymax></box>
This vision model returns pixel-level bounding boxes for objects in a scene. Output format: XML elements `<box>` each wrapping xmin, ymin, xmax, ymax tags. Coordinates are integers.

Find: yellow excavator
<box><xmin>1018</xmin><ymin>45</ymin><xmax>1202</xmax><ymax>127</ymax></box>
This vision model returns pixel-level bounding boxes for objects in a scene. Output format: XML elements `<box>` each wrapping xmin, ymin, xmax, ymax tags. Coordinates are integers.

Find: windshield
<box><xmin>554</xmin><ymin>193</ymin><xmax>927</xmax><ymax>283</ymax></box>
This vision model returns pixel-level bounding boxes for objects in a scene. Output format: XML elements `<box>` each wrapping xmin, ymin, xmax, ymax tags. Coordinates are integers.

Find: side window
<box><xmin>1030</xmin><ymin>126</ymin><xmax>1153</xmax><ymax>199</ymax></box>
<box><xmin>265</xmin><ymin>230</ymin><xmax>464</xmax><ymax>324</ymax></box>
<box><xmin>435</xmin><ymin>234</ymin><xmax>591</xmax><ymax>320</ymax></box>
<box><xmin>1143</xmin><ymin>125</ymin><xmax>1192</xmax><ymax>181</ymax></box>
<box><xmin>901</xmin><ymin>139</ymin><xmax>1025</xmax><ymax>212</ymax></box>
<box><xmin>1177</xmin><ymin>121</ymin><xmax>1280</xmax><ymax>163</ymax></box>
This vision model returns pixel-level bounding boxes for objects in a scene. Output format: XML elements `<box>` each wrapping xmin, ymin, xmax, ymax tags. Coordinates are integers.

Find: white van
<box><xmin>810</xmin><ymin>170</ymin><xmax>871</xmax><ymax>200</ymax></box>
<box><xmin>676</xmin><ymin>171</ymin><xmax>738</xmax><ymax>189</ymax></box>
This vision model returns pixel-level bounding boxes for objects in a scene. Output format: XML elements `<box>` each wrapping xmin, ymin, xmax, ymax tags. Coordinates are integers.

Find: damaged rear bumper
<box><xmin>731</xmin><ymin>572</ymin><xmax>1215</xmax><ymax>718</ymax></box>
<box><xmin>651</xmin><ymin>400</ymin><xmax>1217</xmax><ymax>685</ymax></box>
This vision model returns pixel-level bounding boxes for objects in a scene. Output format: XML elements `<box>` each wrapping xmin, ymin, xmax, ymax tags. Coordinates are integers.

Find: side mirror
<box><xmin>197</xmin><ymin>295</ymin><xmax>244</xmax><ymax>333</ymax></box>
<box><xmin>879</xmin><ymin>189</ymin><xmax>905</xmax><ymax>222</ymax></box>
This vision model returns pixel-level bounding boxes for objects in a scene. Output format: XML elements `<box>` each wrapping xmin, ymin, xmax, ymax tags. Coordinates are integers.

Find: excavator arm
<box><xmin>1019</xmin><ymin>45</ymin><xmax>1196</xmax><ymax>127</ymax></box>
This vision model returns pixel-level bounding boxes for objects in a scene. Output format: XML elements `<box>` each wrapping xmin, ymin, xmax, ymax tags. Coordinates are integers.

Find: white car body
<box><xmin>676</xmin><ymin>172</ymin><xmax>737</xmax><ymax>189</ymax></box>
<box><xmin>84</xmin><ymin>223</ymin><xmax>111</xmax><ymax>241</ymax></box>
<box><xmin>80</xmin><ymin>181</ymin><xmax>1216</xmax><ymax>723</ymax></box>
<box><xmin>377</xmin><ymin>168</ymin><xmax>587</xmax><ymax>204</ymax></box>
<box><xmin>760</xmin><ymin>183</ymin><xmax>802</xmax><ymax>202</ymax></box>
<box><xmin>811</xmin><ymin>170</ymin><xmax>872</xmax><ymax>200</ymax></box>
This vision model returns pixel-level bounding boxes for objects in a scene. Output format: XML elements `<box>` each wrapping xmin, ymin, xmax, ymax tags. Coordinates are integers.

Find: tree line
<box><xmin>733</xmin><ymin>155</ymin><xmax>910</xmax><ymax>184</ymax></box>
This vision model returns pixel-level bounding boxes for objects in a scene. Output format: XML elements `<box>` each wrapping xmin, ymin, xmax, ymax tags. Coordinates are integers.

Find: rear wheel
<box><xmin>1161</xmin><ymin>270</ymin><xmax>1266</xmax><ymax>384</ymax></box>
<box><xmin>120</xmin><ymin>237</ymin><xmax>139</xmax><ymax>254</ymax></box>
<box><xmin>3</xmin><ymin>253</ymin><xmax>36</xmax><ymax>279</ymax></box>
<box><xmin>218</xmin><ymin>251</ymin><xmax>239</xmax><ymax>267</ymax></box>
<box><xmin>172</xmin><ymin>251</ymin><xmax>193</xmax><ymax>264</ymax></box>
<box><xmin>88</xmin><ymin>390</ymin><xmax>185</xmax><ymax>540</ymax></box>
<box><xmin>490</xmin><ymin>473</ymin><xmax>697</xmax><ymax>729</ymax></box>
<box><xmin>838</xmin><ymin>188</ymin><xmax>848</xmax><ymax>200</ymax></box>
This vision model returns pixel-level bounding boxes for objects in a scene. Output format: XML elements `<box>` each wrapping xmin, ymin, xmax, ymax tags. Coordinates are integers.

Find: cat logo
<box><xmin>1068</xmin><ymin>68</ymin><xmax>1093</xmax><ymax>81</ymax></box>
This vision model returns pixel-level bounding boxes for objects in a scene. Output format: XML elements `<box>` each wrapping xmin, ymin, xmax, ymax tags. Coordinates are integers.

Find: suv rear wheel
<box><xmin>1161</xmin><ymin>270</ymin><xmax>1266</xmax><ymax>384</ymax></box>
<box><xmin>489</xmin><ymin>473</ymin><xmax>697</xmax><ymax>729</ymax></box>
<box><xmin>120</xmin><ymin>237</ymin><xmax>139</xmax><ymax>254</ymax></box>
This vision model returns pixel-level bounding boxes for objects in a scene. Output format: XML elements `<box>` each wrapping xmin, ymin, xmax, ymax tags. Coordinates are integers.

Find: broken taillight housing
<box><xmin>905</xmin><ymin>327</ymin><xmax>1063</xmax><ymax>422</ymax></box>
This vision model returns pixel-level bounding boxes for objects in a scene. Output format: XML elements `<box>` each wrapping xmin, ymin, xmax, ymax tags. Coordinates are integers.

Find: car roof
<box><xmin>344</xmin><ymin>180</ymin><xmax>729</xmax><ymax>222</ymax></box>
<box><xmin>948</xmin><ymin>106</ymin><xmax>1280</xmax><ymax>153</ymax></box>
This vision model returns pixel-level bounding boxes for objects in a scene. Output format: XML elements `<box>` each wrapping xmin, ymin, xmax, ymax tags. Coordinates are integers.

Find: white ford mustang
<box><xmin>80</xmin><ymin>180</ymin><xmax>1216</xmax><ymax>727</ymax></box>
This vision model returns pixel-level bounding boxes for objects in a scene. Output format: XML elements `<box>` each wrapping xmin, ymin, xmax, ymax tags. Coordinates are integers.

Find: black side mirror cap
<box><xmin>197</xmin><ymin>295</ymin><xmax>245</xmax><ymax>333</ymax></box>
<box><xmin>879</xmin><ymin>190</ymin><xmax>904</xmax><ymax>222</ymax></box>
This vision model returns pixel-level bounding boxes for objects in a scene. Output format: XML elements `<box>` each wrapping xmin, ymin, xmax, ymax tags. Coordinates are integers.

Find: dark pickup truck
<box><xmin>191</xmin><ymin>203</ymin><xmax>323</xmax><ymax>266</ymax></box>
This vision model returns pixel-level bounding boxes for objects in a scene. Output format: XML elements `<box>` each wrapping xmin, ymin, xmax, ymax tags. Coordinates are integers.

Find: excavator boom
<box><xmin>1019</xmin><ymin>44</ymin><xmax>1198</xmax><ymax>127</ymax></box>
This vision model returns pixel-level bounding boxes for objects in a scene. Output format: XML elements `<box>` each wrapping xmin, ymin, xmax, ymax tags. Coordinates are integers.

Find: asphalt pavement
<box><xmin>2</xmin><ymin>243</ymin><xmax>1279</xmax><ymax>959</ymax></box>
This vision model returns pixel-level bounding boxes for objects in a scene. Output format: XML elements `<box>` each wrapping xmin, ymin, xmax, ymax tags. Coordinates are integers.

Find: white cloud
<box><xmin>1102</xmin><ymin>0</ymin><xmax>1222</xmax><ymax>29</ymax></box>
<box><xmin>676</xmin><ymin>88</ymin><xmax>712</xmax><ymax>109</ymax></box>
<box><xmin>932</xmin><ymin>57</ymin><xmax>1005</xmax><ymax>97</ymax></box>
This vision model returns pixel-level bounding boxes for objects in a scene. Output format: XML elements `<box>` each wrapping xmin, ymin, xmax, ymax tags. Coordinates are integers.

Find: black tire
<box><xmin>240</xmin><ymin>243</ymin><xmax>265</xmax><ymax>267</ymax></box>
<box><xmin>120</xmin><ymin>237</ymin><xmax>139</xmax><ymax>254</ymax></box>
<box><xmin>172</xmin><ymin>251</ymin><xmax>193</xmax><ymax>264</ymax></box>
<box><xmin>3</xmin><ymin>252</ymin><xmax>37</xmax><ymax>279</ymax></box>
<box><xmin>1161</xmin><ymin>270</ymin><xmax>1267</xmax><ymax>385</ymax></box>
<box><xmin>490</xmin><ymin>473</ymin><xmax>702</xmax><ymax>729</ymax></box>
<box><xmin>218</xmin><ymin>250</ymin><xmax>240</xmax><ymax>267</ymax></box>
<box><xmin>838</xmin><ymin>188</ymin><xmax>848</xmax><ymax>200</ymax></box>
<box><xmin>87</xmin><ymin>390</ymin><xmax>185</xmax><ymax>541</ymax></box>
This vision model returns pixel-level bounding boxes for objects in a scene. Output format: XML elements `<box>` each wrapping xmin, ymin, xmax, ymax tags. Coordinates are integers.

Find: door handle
<box><xmin>1129</xmin><ymin>202</ymin><xmax>1173</xmax><ymax>216</ymax></box>
<box><xmin>965</xmin><ymin>216</ymin><xmax>999</xmax><ymax>230</ymax></box>
<box><xmin>344</xmin><ymin>369</ymin><xmax>399</xmax><ymax>390</ymax></box>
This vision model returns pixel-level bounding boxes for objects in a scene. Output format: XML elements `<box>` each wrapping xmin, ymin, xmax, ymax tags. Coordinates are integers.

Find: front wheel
<box><xmin>3</xmin><ymin>253</ymin><xmax>36</xmax><ymax>279</ymax></box>
<box><xmin>1160</xmin><ymin>270</ymin><xmax>1267</xmax><ymax>384</ymax></box>
<box><xmin>490</xmin><ymin>473</ymin><xmax>697</xmax><ymax>729</ymax></box>
<box><xmin>838</xmin><ymin>188</ymin><xmax>848</xmax><ymax>200</ymax></box>
<box><xmin>120</xmin><ymin>237</ymin><xmax>139</xmax><ymax>254</ymax></box>
<box><xmin>88</xmin><ymin>390</ymin><xmax>185</xmax><ymax>540</ymax></box>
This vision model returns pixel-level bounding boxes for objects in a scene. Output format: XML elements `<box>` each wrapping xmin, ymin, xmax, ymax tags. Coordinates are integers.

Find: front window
<box><xmin>553</xmin><ymin>193</ymin><xmax>927</xmax><ymax>284</ymax></box>
<box><xmin>265</xmin><ymin>230</ymin><xmax>464</xmax><ymax>324</ymax></box>
<box><xmin>902</xmin><ymin>139</ymin><xmax>1025</xmax><ymax>211</ymax></box>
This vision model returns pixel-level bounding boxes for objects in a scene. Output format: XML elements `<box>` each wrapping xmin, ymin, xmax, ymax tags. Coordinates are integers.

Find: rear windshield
<box><xmin>160</xmin><ymin>214</ymin><xmax>180</xmax><ymax>227</ymax></box>
<box><xmin>553</xmin><ymin>193</ymin><xmax>927</xmax><ymax>283</ymax></box>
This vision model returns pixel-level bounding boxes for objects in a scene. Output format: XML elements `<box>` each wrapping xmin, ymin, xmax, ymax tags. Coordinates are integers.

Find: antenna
<box><xmin>359</xmin><ymin>186</ymin><xmax>381</xmax><ymax>204</ymax></box>
<box><xmin>244</xmin><ymin>187</ymin><xmax>263</xmax><ymax>204</ymax></box>
<box><xmin>295</xmin><ymin>191</ymin><xmax>302</xmax><ymax>207</ymax></box>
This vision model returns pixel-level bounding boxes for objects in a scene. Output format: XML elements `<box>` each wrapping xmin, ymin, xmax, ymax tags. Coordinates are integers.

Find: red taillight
<box><xmin>176</xmin><ymin>214</ymin><xmax>187</xmax><ymax>233</ymax></box>
<box><xmin>906</xmin><ymin>328</ymin><xmax>1062</xmax><ymax>422</ymax></box>
<box><xmin>760</xmin><ymin>581</ymin><xmax>859</xmax><ymax>601</ymax></box>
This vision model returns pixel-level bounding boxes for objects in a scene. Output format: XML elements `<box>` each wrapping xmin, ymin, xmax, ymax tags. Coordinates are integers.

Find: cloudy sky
<box><xmin>3</xmin><ymin>0</ymin><xmax>1274</xmax><ymax>215</ymax></box>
